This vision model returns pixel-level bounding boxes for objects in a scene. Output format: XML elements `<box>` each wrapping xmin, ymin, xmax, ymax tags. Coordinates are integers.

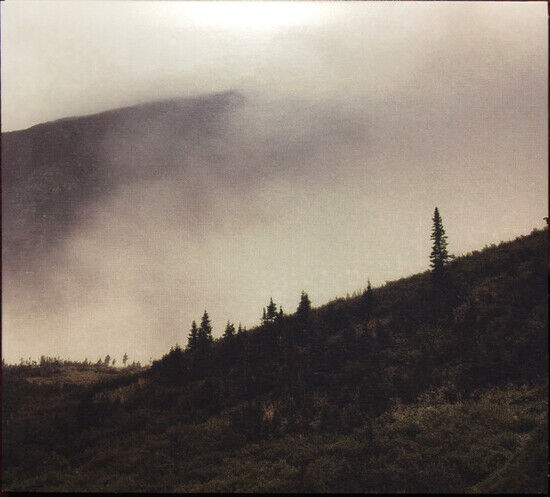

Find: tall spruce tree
<box><xmin>429</xmin><ymin>207</ymin><xmax>450</xmax><ymax>279</ymax></box>
<box><xmin>198</xmin><ymin>311</ymin><xmax>213</xmax><ymax>348</ymax></box>
<box><xmin>187</xmin><ymin>320</ymin><xmax>199</xmax><ymax>351</ymax></box>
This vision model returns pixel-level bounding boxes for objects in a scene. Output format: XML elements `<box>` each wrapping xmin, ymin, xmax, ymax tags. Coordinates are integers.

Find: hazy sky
<box><xmin>1</xmin><ymin>1</ymin><xmax>547</xmax><ymax>363</ymax></box>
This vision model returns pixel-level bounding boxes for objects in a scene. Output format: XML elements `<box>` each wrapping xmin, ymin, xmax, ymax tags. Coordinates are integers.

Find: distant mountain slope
<box><xmin>2</xmin><ymin>228</ymin><xmax>547</xmax><ymax>492</ymax></box>
<box><xmin>1</xmin><ymin>89</ymin><xmax>381</xmax><ymax>364</ymax></box>
<box><xmin>2</xmin><ymin>91</ymin><xmax>245</xmax><ymax>274</ymax></box>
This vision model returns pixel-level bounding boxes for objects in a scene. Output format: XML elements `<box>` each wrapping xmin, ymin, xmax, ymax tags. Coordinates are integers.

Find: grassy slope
<box><xmin>6</xmin><ymin>383</ymin><xmax>545</xmax><ymax>492</ymax></box>
<box><xmin>472</xmin><ymin>422</ymin><xmax>548</xmax><ymax>494</ymax></box>
<box><xmin>2</xmin><ymin>228</ymin><xmax>548</xmax><ymax>492</ymax></box>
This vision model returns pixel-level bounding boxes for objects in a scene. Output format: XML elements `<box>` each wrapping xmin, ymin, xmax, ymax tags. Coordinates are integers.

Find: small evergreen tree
<box><xmin>297</xmin><ymin>291</ymin><xmax>311</xmax><ymax>322</ymax></box>
<box><xmin>188</xmin><ymin>320</ymin><xmax>199</xmax><ymax>351</ymax></box>
<box><xmin>262</xmin><ymin>297</ymin><xmax>278</xmax><ymax>325</ymax></box>
<box><xmin>198</xmin><ymin>311</ymin><xmax>213</xmax><ymax>348</ymax></box>
<box><xmin>223</xmin><ymin>321</ymin><xmax>236</xmax><ymax>340</ymax></box>
<box><xmin>430</xmin><ymin>207</ymin><xmax>450</xmax><ymax>279</ymax></box>
<box><xmin>122</xmin><ymin>353</ymin><xmax>128</xmax><ymax>366</ymax></box>
<box><xmin>267</xmin><ymin>297</ymin><xmax>277</xmax><ymax>320</ymax></box>
<box><xmin>361</xmin><ymin>280</ymin><xmax>374</xmax><ymax>321</ymax></box>
<box><xmin>104</xmin><ymin>355</ymin><xmax>111</xmax><ymax>366</ymax></box>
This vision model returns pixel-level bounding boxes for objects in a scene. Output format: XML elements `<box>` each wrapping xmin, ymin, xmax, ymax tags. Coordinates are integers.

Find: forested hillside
<box><xmin>2</xmin><ymin>228</ymin><xmax>547</xmax><ymax>492</ymax></box>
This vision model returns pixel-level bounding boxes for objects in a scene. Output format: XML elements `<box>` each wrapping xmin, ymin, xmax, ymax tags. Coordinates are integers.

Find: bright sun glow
<box><xmin>180</xmin><ymin>1</ymin><xmax>326</xmax><ymax>29</ymax></box>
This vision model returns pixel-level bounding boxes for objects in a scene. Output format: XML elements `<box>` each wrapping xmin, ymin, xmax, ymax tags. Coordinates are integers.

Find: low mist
<box><xmin>1</xmin><ymin>2</ymin><xmax>547</xmax><ymax>363</ymax></box>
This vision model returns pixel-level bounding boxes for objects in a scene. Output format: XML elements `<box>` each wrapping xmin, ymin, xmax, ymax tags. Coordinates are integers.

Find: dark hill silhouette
<box><xmin>2</xmin><ymin>227</ymin><xmax>547</xmax><ymax>492</ymax></box>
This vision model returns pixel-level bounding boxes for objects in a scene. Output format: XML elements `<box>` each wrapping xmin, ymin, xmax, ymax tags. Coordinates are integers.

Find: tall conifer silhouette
<box><xmin>198</xmin><ymin>311</ymin><xmax>213</xmax><ymax>349</ymax></box>
<box><xmin>429</xmin><ymin>207</ymin><xmax>450</xmax><ymax>280</ymax></box>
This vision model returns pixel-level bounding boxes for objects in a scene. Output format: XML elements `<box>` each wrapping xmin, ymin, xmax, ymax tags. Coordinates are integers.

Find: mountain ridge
<box><xmin>2</xmin><ymin>90</ymin><xmax>246</xmax><ymax>135</ymax></box>
<box><xmin>1</xmin><ymin>90</ymin><xmax>247</xmax><ymax>275</ymax></box>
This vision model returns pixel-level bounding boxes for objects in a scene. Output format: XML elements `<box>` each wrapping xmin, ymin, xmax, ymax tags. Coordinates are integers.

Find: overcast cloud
<box><xmin>1</xmin><ymin>1</ymin><xmax>547</xmax><ymax>363</ymax></box>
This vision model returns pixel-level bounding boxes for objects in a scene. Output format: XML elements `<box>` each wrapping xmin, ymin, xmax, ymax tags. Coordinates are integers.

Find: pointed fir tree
<box><xmin>266</xmin><ymin>297</ymin><xmax>278</xmax><ymax>323</ymax></box>
<box><xmin>361</xmin><ymin>280</ymin><xmax>374</xmax><ymax>321</ymax></box>
<box><xmin>297</xmin><ymin>291</ymin><xmax>311</xmax><ymax>323</ymax></box>
<box><xmin>187</xmin><ymin>320</ymin><xmax>199</xmax><ymax>351</ymax></box>
<box><xmin>198</xmin><ymin>310</ymin><xmax>213</xmax><ymax>346</ymax></box>
<box><xmin>261</xmin><ymin>298</ymin><xmax>279</xmax><ymax>325</ymax></box>
<box><xmin>223</xmin><ymin>321</ymin><xmax>236</xmax><ymax>340</ymax></box>
<box><xmin>429</xmin><ymin>207</ymin><xmax>450</xmax><ymax>280</ymax></box>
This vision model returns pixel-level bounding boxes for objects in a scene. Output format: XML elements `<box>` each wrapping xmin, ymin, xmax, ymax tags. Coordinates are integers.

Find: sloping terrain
<box><xmin>2</xmin><ymin>91</ymin><xmax>245</xmax><ymax>275</ymax></box>
<box><xmin>2</xmin><ymin>228</ymin><xmax>548</xmax><ymax>492</ymax></box>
